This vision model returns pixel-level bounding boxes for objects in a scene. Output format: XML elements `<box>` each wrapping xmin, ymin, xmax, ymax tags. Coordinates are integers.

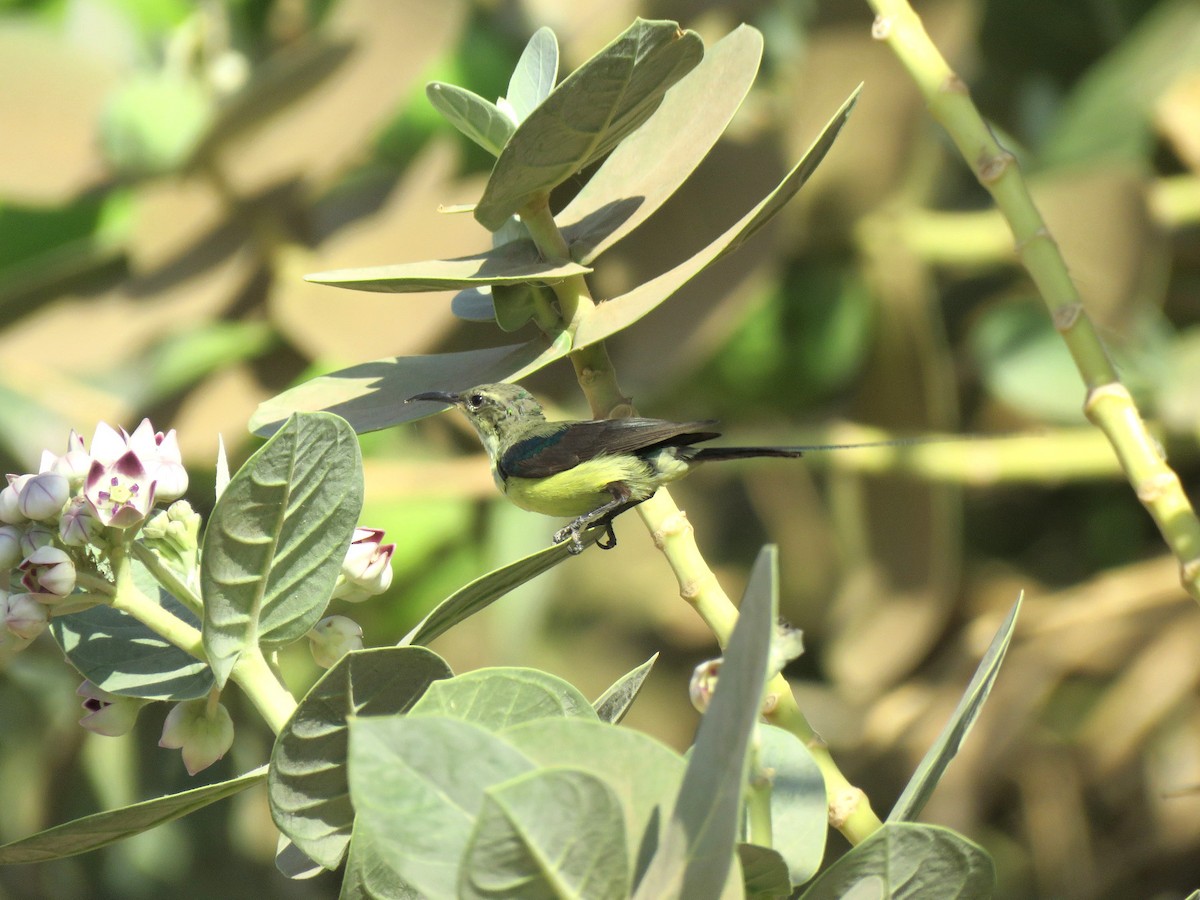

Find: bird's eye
<box><xmin>467</xmin><ymin>393</ymin><xmax>485</xmax><ymax>409</ymax></box>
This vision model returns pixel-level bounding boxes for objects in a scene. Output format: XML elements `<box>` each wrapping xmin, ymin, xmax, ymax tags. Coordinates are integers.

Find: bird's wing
<box><xmin>500</xmin><ymin>418</ymin><xmax>721</xmax><ymax>478</ymax></box>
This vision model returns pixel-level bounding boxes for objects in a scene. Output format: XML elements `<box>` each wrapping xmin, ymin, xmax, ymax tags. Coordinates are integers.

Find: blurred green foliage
<box><xmin>0</xmin><ymin>0</ymin><xmax>1199</xmax><ymax>897</ymax></box>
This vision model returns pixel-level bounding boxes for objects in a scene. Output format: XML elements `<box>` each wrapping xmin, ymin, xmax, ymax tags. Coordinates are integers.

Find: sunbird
<box><xmin>407</xmin><ymin>382</ymin><xmax>921</xmax><ymax>554</ymax></box>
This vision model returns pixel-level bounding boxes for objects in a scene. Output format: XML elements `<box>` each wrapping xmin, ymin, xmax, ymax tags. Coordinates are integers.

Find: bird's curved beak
<box><xmin>406</xmin><ymin>390</ymin><xmax>460</xmax><ymax>406</ymax></box>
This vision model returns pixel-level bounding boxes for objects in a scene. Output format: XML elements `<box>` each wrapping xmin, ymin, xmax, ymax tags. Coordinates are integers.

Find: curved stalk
<box><xmin>865</xmin><ymin>0</ymin><xmax>1200</xmax><ymax>602</ymax></box>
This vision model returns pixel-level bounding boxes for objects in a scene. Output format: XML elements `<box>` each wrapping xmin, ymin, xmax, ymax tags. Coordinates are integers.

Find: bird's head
<box><xmin>407</xmin><ymin>383</ymin><xmax>546</xmax><ymax>455</ymax></box>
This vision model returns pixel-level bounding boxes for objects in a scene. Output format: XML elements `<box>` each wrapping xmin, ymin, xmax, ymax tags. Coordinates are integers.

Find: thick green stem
<box><xmin>108</xmin><ymin>543</ymin><xmax>296</xmax><ymax>734</ymax></box>
<box><xmin>109</xmin><ymin>545</ymin><xmax>206</xmax><ymax>660</ymax></box>
<box><xmin>865</xmin><ymin>0</ymin><xmax>1200</xmax><ymax>602</ymax></box>
<box><xmin>230</xmin><ymin>647</ymin><xmax>297</xmax><ymax>735</ymax></box>
<box><xmin>518</xmin><ymin>198</ymin><xmax>630</xmax><ymax>417</ymax></box>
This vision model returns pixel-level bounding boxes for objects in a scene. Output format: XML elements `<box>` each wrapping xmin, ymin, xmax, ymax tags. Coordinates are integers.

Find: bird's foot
<box><xmin>553</xmin><ymin>517</ymin><xmax>619</xmax><ymax>554</ymax></box>
<box><xmin>553</xmin><ymin>521</ymin><xmax>587</xmax><ymax>555</ymax></box>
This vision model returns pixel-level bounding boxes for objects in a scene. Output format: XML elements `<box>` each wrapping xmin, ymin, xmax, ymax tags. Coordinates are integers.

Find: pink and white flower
<box><xmin>84</xmin><ymin>451</ymin><xmax>157</xmax><ymax>529</ymax></box>
<box><xmin>331</xmin><ymin>527</ymin><xmax>395</xmax><ymax>603</ymax></box>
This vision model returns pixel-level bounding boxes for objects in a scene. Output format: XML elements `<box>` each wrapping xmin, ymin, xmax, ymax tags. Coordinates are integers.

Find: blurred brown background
<box><xmin>2</xmin><ymin>0</ymin><xmax>1200</xmax><ymax>897</ymax></box>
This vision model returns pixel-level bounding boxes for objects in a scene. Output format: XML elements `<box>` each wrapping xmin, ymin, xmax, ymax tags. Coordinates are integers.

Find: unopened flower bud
<box><xmin>0</xmin><ymin>475</ymin><xmax>31</xmax><ymax>525</ymax></box>
<box><xmin>20</xmin><ymin>523</ymin><xmax>54</xmax><ymax>556</ymax></box>
<box><xmin>59</xmin><ymin>497</ymin><xmax>105</xmax><ymax>548</ymax></box>
<box><xmin>4</xmin><ymin>592</ymin><xmax>48</xmax><ymax>640</ymax></box>
<box><xmin>19</xmin><ymin>472</ymin><xmax>70</xmax><ymax>522</ymax></box>
<box><xmin>159</xmin><ymin>699</ymin><xmax>234</xmax><ymax>775</ymax></box>
<box><xmin>142</xmin><ymin>501</ymin><xmax>200</xmax><ymax>563</ymax></box>
<box><xmin>44</xmin><ymin>430</ymin><xmax>91</xmax><ymax>488</ymax></box>
<box><xmin>307</xmin><ymin>615</ymin><xmax>363</xmax><ymax>668</ymax></box>
<box><xmin>77</xmin><ymin>681</ymin><xmax>148</xmax><ymax>736</ymax></box>
<box><xmin>0</xmin><ymin>525</ymin><xmax>22</xmax><ymax>569</ymax></box>
<box><xmin>689</xmin><ymin>658</ymin><xmax>722</xmax><ymax>714</ymax></box>
<box><xmin>20</xmin><ymin>546</ymin><xmax>76</xmax><ymax>597</ymax></box>
<box><xmin>331</xmin><ymin>528</ymin><xmax>395</xmax><ymax>603</ymax></box>
<box><xmin>19</xmin><ymin>523</ymin><xmax>55</xmax><ymax>558</ymax></box>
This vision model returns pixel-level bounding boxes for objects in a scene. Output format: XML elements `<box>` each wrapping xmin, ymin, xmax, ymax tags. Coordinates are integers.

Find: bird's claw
<box><xmin>553</xmin><ymin>523</ymin><xmax>586</xmax><ymax>555</ymax></box>
<box><xmin>553</xmin><ymin>517</ymin><xmax>619</xmax><ymax>554</ymax></box>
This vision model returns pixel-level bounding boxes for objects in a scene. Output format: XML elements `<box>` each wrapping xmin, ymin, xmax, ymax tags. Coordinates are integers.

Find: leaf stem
<box><xmin>519</xmin><ymin>199</ymin><xmax>631</xmax><ymax>417</ymax></box>
<box><xmin>108</xmin><ymin>542</ymin><xmax>296</xmax><ymax>734</ymax></box>
<box><xmin>108</xmin><ymin>544</ymin><xmax>206</xmax><ymax>660</ymax></box>
<box><xmin>130</xmin><ymin>542</ymin><xmax>204</xmax><ymax>617</ymax></box>
<box><xmin>229</xmin><ymin>647</ymin><xmax>297</xmax><ymax>735</ymax></box>
<box><xmin>865</xmin><ymin>0</ymin><xmax>1200</xmax><ymax>602</ymax></box>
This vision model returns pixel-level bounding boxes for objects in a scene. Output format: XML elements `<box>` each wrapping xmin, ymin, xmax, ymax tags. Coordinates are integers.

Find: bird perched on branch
<box><xmin>407</xmin><ymin>382</ymin><xmax>917</xmax><ymax>554</ymax></box>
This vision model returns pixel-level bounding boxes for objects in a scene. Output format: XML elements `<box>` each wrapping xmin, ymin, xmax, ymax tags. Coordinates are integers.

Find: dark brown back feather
<box><xmin>500</xmin><ymin>418</ymin><xmax>721</xmax><ymax>479</ymax></box>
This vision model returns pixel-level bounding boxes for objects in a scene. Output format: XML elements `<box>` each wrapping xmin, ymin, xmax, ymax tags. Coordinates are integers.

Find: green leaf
<box><xmin>475</xmin><ymin>18</ymin><xmax>704</xmax><ymax>230</ymax></box>
<box><xmin>410</xmin><ymin>667</ymin><xmax>596</xmax><ymax>731</ymax></box>
<box><xmin>797</xmin><ymin>823</ymin><xmax>995</xmax><ymax>900</ymax></box>
<box><xmin>0</xmin><ymin>766</ymin><xmax>266</xmax><ymax>864</ymax></box>
<box><xmin>501</xmin><ymin>718</ymin><xmax>685</xmax><ymax>872</ymax></box>
<box><xmin>347</xmin><ymin>716</ymin><xmax>535</xmax><ymax>898</ymax></box>
<box><xmin>399</xmin><ymin>534</ymin><xmax>599</xmax><ymax>647</ymax></box>
<box><xmin>425</xmin><ymin>82</ymin><xmax>515</xmax><ymax>156</ymax></box>
<box><xmin>558</xmin><ymin>24</ymin><xmax>763</xmax><ymax>264</ymax></box>
<box><xmin>592</xmin><ymin>653</ymin><xmax>658</xmax><ymax>724</ymax></box>
<box><xmin>460</xmin><ymin>767</ymin><xmax>629</xmax><ymax>900</ymax></box>
<box><xmin>340</xmin><ymin>825</ymin><xmax>421</xmax><ymax>898</ymax></box>
<box><xmin>269</xmin><ymin>646</ymin><xmax>453</xmax><ymax>870</ymax></box>
<box><xmin>888</xmin><ymin>595</ymin><xmax>1022</xmax><ymax>824</ymax></box>
<box><xmin>738</xmin><ymin>844</ymin><xmax>792</xmax><ymax>899</ymax></box>
<box><xmin>201</xmin><ymin>412</ymin><xmax>363</xmax><ymax>686</ymax></box>
<box><xmin>51</xmin><ymin>560</ymin><xmax>212</xmax><ymax>701</ymax></box>
<box><xmin>249</xmin><ymin>335</ymin><xmax>572</xmax><ymax>437</ymax></box>
<box><xmin>574</xmin><ymin>86</ymin><xmax>860</xmax><ymax>351</ymax></box>
<box><xmin>756</xmin><ymin>725</ymin><xmax>826</xmax><ymax>885</ymax></box>
<box><xmin>635</xmin><ymin>546</ymin><xmax>779</xmax><ymax>900</ymax></box>
<box><xmin>506</xmin><ymin>27</ymin><xmax>559</xmax><ymax>122</ymax></box>
<box><xmin>304</xmin><ymin>239</ymin><xmax>591</xmax><ymax>293</ymax></box>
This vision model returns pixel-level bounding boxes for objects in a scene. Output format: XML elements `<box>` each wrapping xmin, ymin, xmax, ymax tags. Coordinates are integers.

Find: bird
<box><xmin>407</xmin><ymin>382</ymin><xmax>920</xmax><ymax>554</ymax></box>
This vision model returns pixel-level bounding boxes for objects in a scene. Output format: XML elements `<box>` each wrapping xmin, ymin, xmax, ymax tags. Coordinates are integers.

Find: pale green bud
<box><xmin>307</xmin><ymin>615</ymin><xmax>364</xmax><ymax>668</ymax></box>
<box><xmin>159</xmin><ymin>699</ymin><xmax>234</xmax><ymax>775</ymax></box>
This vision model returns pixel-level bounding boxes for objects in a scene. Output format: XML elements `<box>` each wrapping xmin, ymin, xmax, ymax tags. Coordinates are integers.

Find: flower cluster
<box><xmin>1</xmin><ymin>421</ymin><xmax>187</xmax><ymax>654</ymax></box>
<box><xmin>2</xmin><ymin>418</ymin><xmax>397</xmax><ymax>775</ymax></box>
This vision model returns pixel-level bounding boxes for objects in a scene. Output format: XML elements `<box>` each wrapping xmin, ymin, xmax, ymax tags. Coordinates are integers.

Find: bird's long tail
<box><xmin>691</xmin><ymin>447</ymin><xmax>804</xmax><ymax>462</ymax></box>
<box><xmin>690</xmin><ymin>435</ymin><xmax>968</xmax><ymax>463</ymax></box>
